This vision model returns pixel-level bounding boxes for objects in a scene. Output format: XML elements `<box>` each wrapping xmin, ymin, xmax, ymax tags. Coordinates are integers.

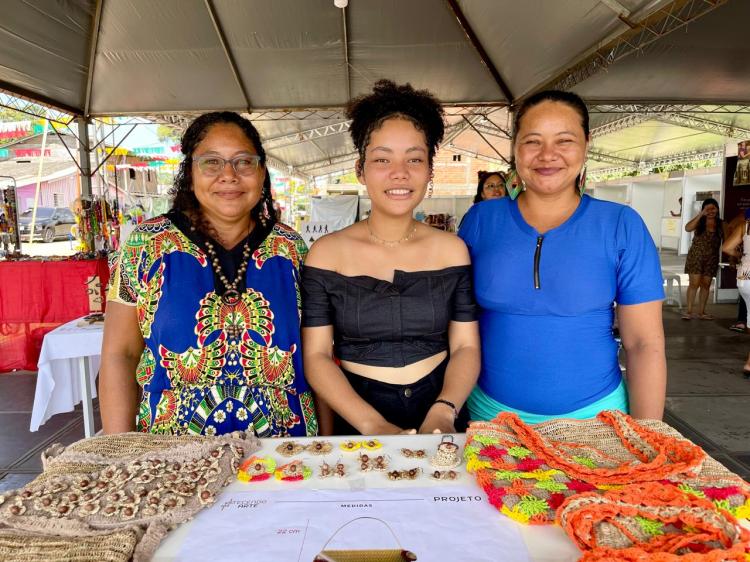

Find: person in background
<box><xmin>474</xmin><ymin>171</ymin><xmax>507</xmax><ymax>203</ymax></box>
<box><xmin>100</xmin><ymin>111</ymin><xmax>318</xmax><ymax>437</ymax></box>
<box><xmin>459</xmin><ymin>89</ymin><xmax>666</xmax><ymax>423</ymax></box>
<box><xmin>683</xmin><ymin>198</ymin><xmax>725</xmax><ymax>320</ymax></box>
<box><xmin>302</xmin><ymin>80</ymin><xmax>480</xmax><ymax>436</ymax></box>
<box><xmin>721</xmin><ymin>208</ymin><xmax>750</xmax><ymax>379</ymax></box>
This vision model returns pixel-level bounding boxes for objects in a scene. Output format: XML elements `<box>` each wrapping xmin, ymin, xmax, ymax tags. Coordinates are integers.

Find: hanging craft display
<box><xmin>313</xmin><ymin>517</ymin><xmax>417</xmax><ymax>562</ymax></box>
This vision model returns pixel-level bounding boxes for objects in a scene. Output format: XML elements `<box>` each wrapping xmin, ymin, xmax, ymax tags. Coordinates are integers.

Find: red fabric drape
<box><xmin>0</xmin><ymin>259</ymin><xmax>109</xmax><ymax>371</ymax></box>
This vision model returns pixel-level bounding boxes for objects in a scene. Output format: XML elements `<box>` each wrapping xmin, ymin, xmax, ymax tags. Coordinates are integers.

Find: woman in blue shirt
<box><xmin>459</xmin><ymin>90</ymin><xmax>666</xmax><ymax>423</ymax></box>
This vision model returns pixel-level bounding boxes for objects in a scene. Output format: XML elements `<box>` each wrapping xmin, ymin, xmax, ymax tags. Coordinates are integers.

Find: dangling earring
<box><xmin>577</xmin><ymin>164</ymin><xmax>587</xmax><ymax>196</ymax></box>
<box><xmin>427</xmin><ymin>170</ymin><xmax>434</xmax><ymax>198</ymax></box>
<box><xmin>505</xmin><ymin>169</ymin><xmax>525</xmax><ymax>201</ymax></box>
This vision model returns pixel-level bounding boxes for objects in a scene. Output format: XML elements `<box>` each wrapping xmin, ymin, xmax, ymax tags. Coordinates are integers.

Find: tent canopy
<box><xmin>1</xmin><ymin>0</ymin><xmax>748</xmax><ymax>179</ymax></box>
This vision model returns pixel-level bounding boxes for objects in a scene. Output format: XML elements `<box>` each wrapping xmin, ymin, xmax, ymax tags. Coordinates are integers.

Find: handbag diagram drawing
<box><xmin>313</xmin><ymin>516</ymin><xmax>418</xmax><ymax>561</ymax></box>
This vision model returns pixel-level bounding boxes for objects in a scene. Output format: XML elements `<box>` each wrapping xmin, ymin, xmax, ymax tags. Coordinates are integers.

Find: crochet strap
<box><xmin>498</xmin><ymin>411</ymin><xmax>705</xmax><ymax>484</ymax></box>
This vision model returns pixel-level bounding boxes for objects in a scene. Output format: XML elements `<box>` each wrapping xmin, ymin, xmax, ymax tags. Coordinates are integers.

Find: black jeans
<box><xmin>333</xmin><ymin>356</ymin><xmax>469</xmax><ymax>435</ymax></box>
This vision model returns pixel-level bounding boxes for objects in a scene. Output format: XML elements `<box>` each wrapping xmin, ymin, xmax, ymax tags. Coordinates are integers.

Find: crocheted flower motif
<box><xmin>677</xmin><ymin>483</ymin><xmax>706</xmax><ymax>498</ymax></box>
<box><xmin>634</xmin><ymin>516</ymin><xmax>664</xmax><ymax>536</ymax></box>
<box><xmin>485</xmin><ymin>486</ymin><xmax>507</xmax><ymax>509</ymax></box>
<box><xmin>516</xmin><ymin>495</ymin><xmax>550</xmax><ymax>518</ymax></box>
<box><xmin>479</xmin><ymin>446</ymin><xmax>507</xmax><ymax>460</ymax></box>
<box><xmin>507</xmin><ymin>446</ymin><xmax>532</xmax><ymax>459</ymax></box>
<box><xmin>472</xmin><ymin>435</ymin><xmax>500</xmax><ymax>447</ymax></box>
<box><xmin>516</xmin><ymin>458</ymin><xmax>545</xmax><ymax>472</ymax></box>
<box><xmin>572</xmin><ymin>456</ymin><xmax>597</xmax><ymax>468</ymax></box>
<box><xmin>236</xmin><ymin>407</ymin><xmax>248</xmax><ymax>421</ymax></box>
<box><xmin>535</xmin><ymin>480</ymin><xmax>568</xmax><ymax>493</ymax></box>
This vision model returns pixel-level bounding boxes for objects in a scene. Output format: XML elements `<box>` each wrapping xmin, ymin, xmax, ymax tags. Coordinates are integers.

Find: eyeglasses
<box><xmin>484</xmin><ymin>182</ymin><xmax>504</xmax><ymax>191</ymax></box>
<box><xmin>194</xmin><ymin>155</ymin><xmax>261</xmax><ymax>177</ymax></box>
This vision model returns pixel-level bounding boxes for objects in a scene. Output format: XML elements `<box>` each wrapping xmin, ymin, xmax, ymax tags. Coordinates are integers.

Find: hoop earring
<box><xmin>577</xmin><ymin>165</ymin><xmax>587</xmax><ymax>196</ymax></box>
<box><xmin>505</xmin><ymin>169</ymin><xmax>525</xmax><ymax>201</ymax></box>
<box><xmin>427</xmin><ymin>180</ymin><xmax>434</xmax><ymax>198</ymax></box>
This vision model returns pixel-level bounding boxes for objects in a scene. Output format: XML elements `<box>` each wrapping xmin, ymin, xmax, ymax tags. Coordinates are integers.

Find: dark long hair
<box><xmin>695</xmin><ymin>197</ymin><xmax>723</xmax><ymax>237</ymax></box>
<box><xmin>474</xmin><ymin>170</ymin><xmax>506</xmax><ymax>204</ymax></box>
<box><xmin>169</xmin><ymin>111</ymin><xmax>277</xmax><ymax>237</ymax></box>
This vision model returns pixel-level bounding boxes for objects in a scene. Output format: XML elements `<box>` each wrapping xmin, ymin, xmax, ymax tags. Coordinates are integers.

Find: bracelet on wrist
<box><xmin>433</xmin><ymin>398</ymin><xmax>458</xmax><ymax>419</ymax></box>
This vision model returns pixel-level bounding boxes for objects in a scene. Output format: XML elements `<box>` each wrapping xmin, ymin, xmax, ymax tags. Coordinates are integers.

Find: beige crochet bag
<box><xmin>0</xmin><ymin>431</ymin><xmax>259</xmax><ymax>562</ymax></box>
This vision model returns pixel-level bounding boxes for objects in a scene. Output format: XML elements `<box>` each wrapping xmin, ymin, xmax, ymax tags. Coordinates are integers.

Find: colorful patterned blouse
<box><xmin>107</xmin><ymin>213</ymin><xmax>317</xmax><ymax>437</ymax></box>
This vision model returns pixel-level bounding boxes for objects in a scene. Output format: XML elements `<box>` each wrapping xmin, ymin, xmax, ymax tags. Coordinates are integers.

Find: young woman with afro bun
<box><xmin>301</xmin><ymin>80</ymin><xmax>480</xmax><ymax>436</ymax></box>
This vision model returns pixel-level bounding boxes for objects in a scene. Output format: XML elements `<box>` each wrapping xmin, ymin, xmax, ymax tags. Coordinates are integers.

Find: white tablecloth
<box><xmin>30</xmin><ymin>318</ymin><xmax>104</xmax><ymax>433</ymax></box>
<box><xmin>154</xmin><ymin>433</ymin><xmax>581</xmax><ymax>562</ymax></box>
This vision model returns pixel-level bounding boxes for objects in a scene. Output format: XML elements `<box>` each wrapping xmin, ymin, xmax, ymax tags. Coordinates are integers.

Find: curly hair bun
<box><xmin>346</xmin><ymin>79</ymin><xmax>445</xmax><ymax>160</ymax></box>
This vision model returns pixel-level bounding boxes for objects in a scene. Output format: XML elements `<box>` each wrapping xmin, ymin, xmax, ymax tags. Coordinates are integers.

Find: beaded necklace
<box><xmin>191</xmin><ymin>224</ymin><xmax>251</xmax><ymax>305</ymax></box>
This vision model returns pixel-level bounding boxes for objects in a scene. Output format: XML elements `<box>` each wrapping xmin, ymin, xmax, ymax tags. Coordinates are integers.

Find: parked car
<box><xmin>18</xmin><ymin>207</ymin><xmax>76</xmax><ymax>243</ymax></box>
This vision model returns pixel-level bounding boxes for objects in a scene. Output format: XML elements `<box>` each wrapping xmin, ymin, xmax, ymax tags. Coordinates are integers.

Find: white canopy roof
<box><xmin>1</xmin><ymin>0</ymin><xmax>748</xmax><ymax>179</ymax></box>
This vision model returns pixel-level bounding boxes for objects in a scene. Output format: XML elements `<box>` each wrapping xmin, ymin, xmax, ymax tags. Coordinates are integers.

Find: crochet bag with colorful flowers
<box><xmin>558</xmin><ymin>482</ymin><xmax>750</xmax><ymax>561</ymax></box>
<box><xmin>464</xmin><ymin>411</ymin><xmax>750</xmax><ymax>526</ymax></box>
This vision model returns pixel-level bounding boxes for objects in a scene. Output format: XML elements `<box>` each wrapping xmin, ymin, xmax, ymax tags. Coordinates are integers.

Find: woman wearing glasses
<box><xmin>474</xmin><ymin>170</ymin><xmax>507</xmax><ymax>203</ymax></box>
<box><xmin>100</xmin><ymin>112</ymin><xmax>318</xmax><ymax>437</ymax></box>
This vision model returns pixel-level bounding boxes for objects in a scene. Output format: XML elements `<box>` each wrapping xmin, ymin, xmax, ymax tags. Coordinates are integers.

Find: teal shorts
<box><xmin>467</xmin><ymin>380</ymin><xmax>629</xmax><ymax>425</ymax></box>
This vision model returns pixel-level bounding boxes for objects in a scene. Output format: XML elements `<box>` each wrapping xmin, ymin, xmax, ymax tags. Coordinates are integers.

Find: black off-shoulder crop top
<box><xmin>301</xmin><ymin>265</ymin><xmax>477</xmax><ymax>368</ymax></box>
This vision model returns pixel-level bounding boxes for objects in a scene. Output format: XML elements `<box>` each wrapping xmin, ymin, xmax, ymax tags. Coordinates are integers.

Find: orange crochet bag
<box><xmin>558</xmin><ymin>482</ymin><xmax>750</xmax><ymax>561</ymax></box>
<box><xmin>464</xmin><ymin>411</ymin><xmax>750</xmax><ymax>525</ymax></box>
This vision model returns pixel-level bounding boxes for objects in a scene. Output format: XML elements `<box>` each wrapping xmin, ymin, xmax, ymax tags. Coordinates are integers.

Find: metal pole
<box><xmin>77</xmin><ymin>117</ymin><xmax>94</xmax><ymax>251</ymax></box>
<box><xmin>29</xmin><ymin>119</ymin><xmax>50</xmax><ymax>241</ymax></box>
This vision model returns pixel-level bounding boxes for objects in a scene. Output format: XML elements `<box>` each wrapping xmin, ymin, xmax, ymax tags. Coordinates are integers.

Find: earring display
<box><xmin>275</xmin><ymin>460</ymin><xmax>312</xmax><ymax>481</ymax></box>
<box><xmin>387</xmin><ymin>468</ymin><xmax>421</xmax><ymax>481</ymax></box>
<box><xmin>276</xmin><ymin>441</ymin><xmax>305</xmax><ymax>457</ymax></box>
<box><xmin>361</xmin><ymin>439</ymin><xmax>382</xmax><ymax>451</ymax></box>
<box><xmin>430</xmin><ymin>470</ymin><xmax>459</xmax><ymax>481</ymax></box>
<box><xmin>307</xmin><ymin>440</ymin><xmax>334</xmax><ymax>455</ymax></box>
<box><xmin>318</xmin><ymin>460</ymin><xmax>348</xmax><ymax>479</ymax></box>
<box><xmin>400</xmin><ymin>448</ymin><xmax>426</xmax><ymax>458</ymax></box>
<box><xmin>358</xmin><ymin>453</ymin><xmax>389</xmax><ymax>472</ymax></box>
<box><xmin>237</xmin><ymin>456</ymin><xmax>276</xmax><ymax>482</ymax></box>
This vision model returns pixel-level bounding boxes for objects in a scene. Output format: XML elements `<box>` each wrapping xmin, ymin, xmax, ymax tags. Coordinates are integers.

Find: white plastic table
<box><xmin>31</xmin><ymin>317</ymin><xmax>104</xmax><ymax>437</ymax></box>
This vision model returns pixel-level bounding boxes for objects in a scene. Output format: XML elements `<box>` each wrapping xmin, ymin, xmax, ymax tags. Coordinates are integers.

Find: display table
<box><xmin>0</xmin><ymin>258</ymin><xmax>109</xmax><ymax>372</ymax></box>
<box><xmin>30</xmin><ymin>317</ymin><xmax>104</xmax><ymax>437</ymax></box>
<box><xmin>154</xmin><ymin>433</ymin><xmax>581</xmax><ymax>562</ymax></box>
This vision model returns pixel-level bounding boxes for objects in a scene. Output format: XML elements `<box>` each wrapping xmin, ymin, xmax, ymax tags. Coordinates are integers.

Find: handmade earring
<box><xmin>505</xmin><ymin>169</ymin><xmax>525</xmax><ymax>200</ymax></box>
<box><xmin>307</xmin><ymin>440</ymin><xmax>333</xmax><ymax>455</ymax></box>
<box><xmin>387</xmin><ymin>468</ymin><xmax>421</xmax><ymax>481</ymax></box>
<box><xmin>577</xmin><ymin>164</ymin><xmax>587</xmax><ymax>196</ymax></box>
<box><xmin>237</xmin><ymin>456</ymin><xmax>275</xmax><ymax>482</ymax></box>
<box><xmin>400</xmin><ymin>448</ymin><xmax>426</xmax><ymax>458</ymax></box>
<box><xmin>276</xmin><ymin>440</ymin><xmax>305</xmax><ymax>457</ymax></box>
<box><xmin>339</xmin><ymin>440</ymin><xmax>361</xmax><ymax>453</ymax></box>
<box><xmin>431</xmin><ymin>469</ymin><xmax>459</xmax><ymax>481</ymax></box>
<box><xmin>361</xmin><ymin>439</ymin><xmax>382</xmax><ymax>451</ymax></box>
<box><xmin>430</xmin><ymin>435</ymin><xmax>461</xmax><ymax>469</ymax></box>
<box><xmin>275</xmin><ymin>460</ymin><xmax>311</xmax><ymax>481</ymax></box>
